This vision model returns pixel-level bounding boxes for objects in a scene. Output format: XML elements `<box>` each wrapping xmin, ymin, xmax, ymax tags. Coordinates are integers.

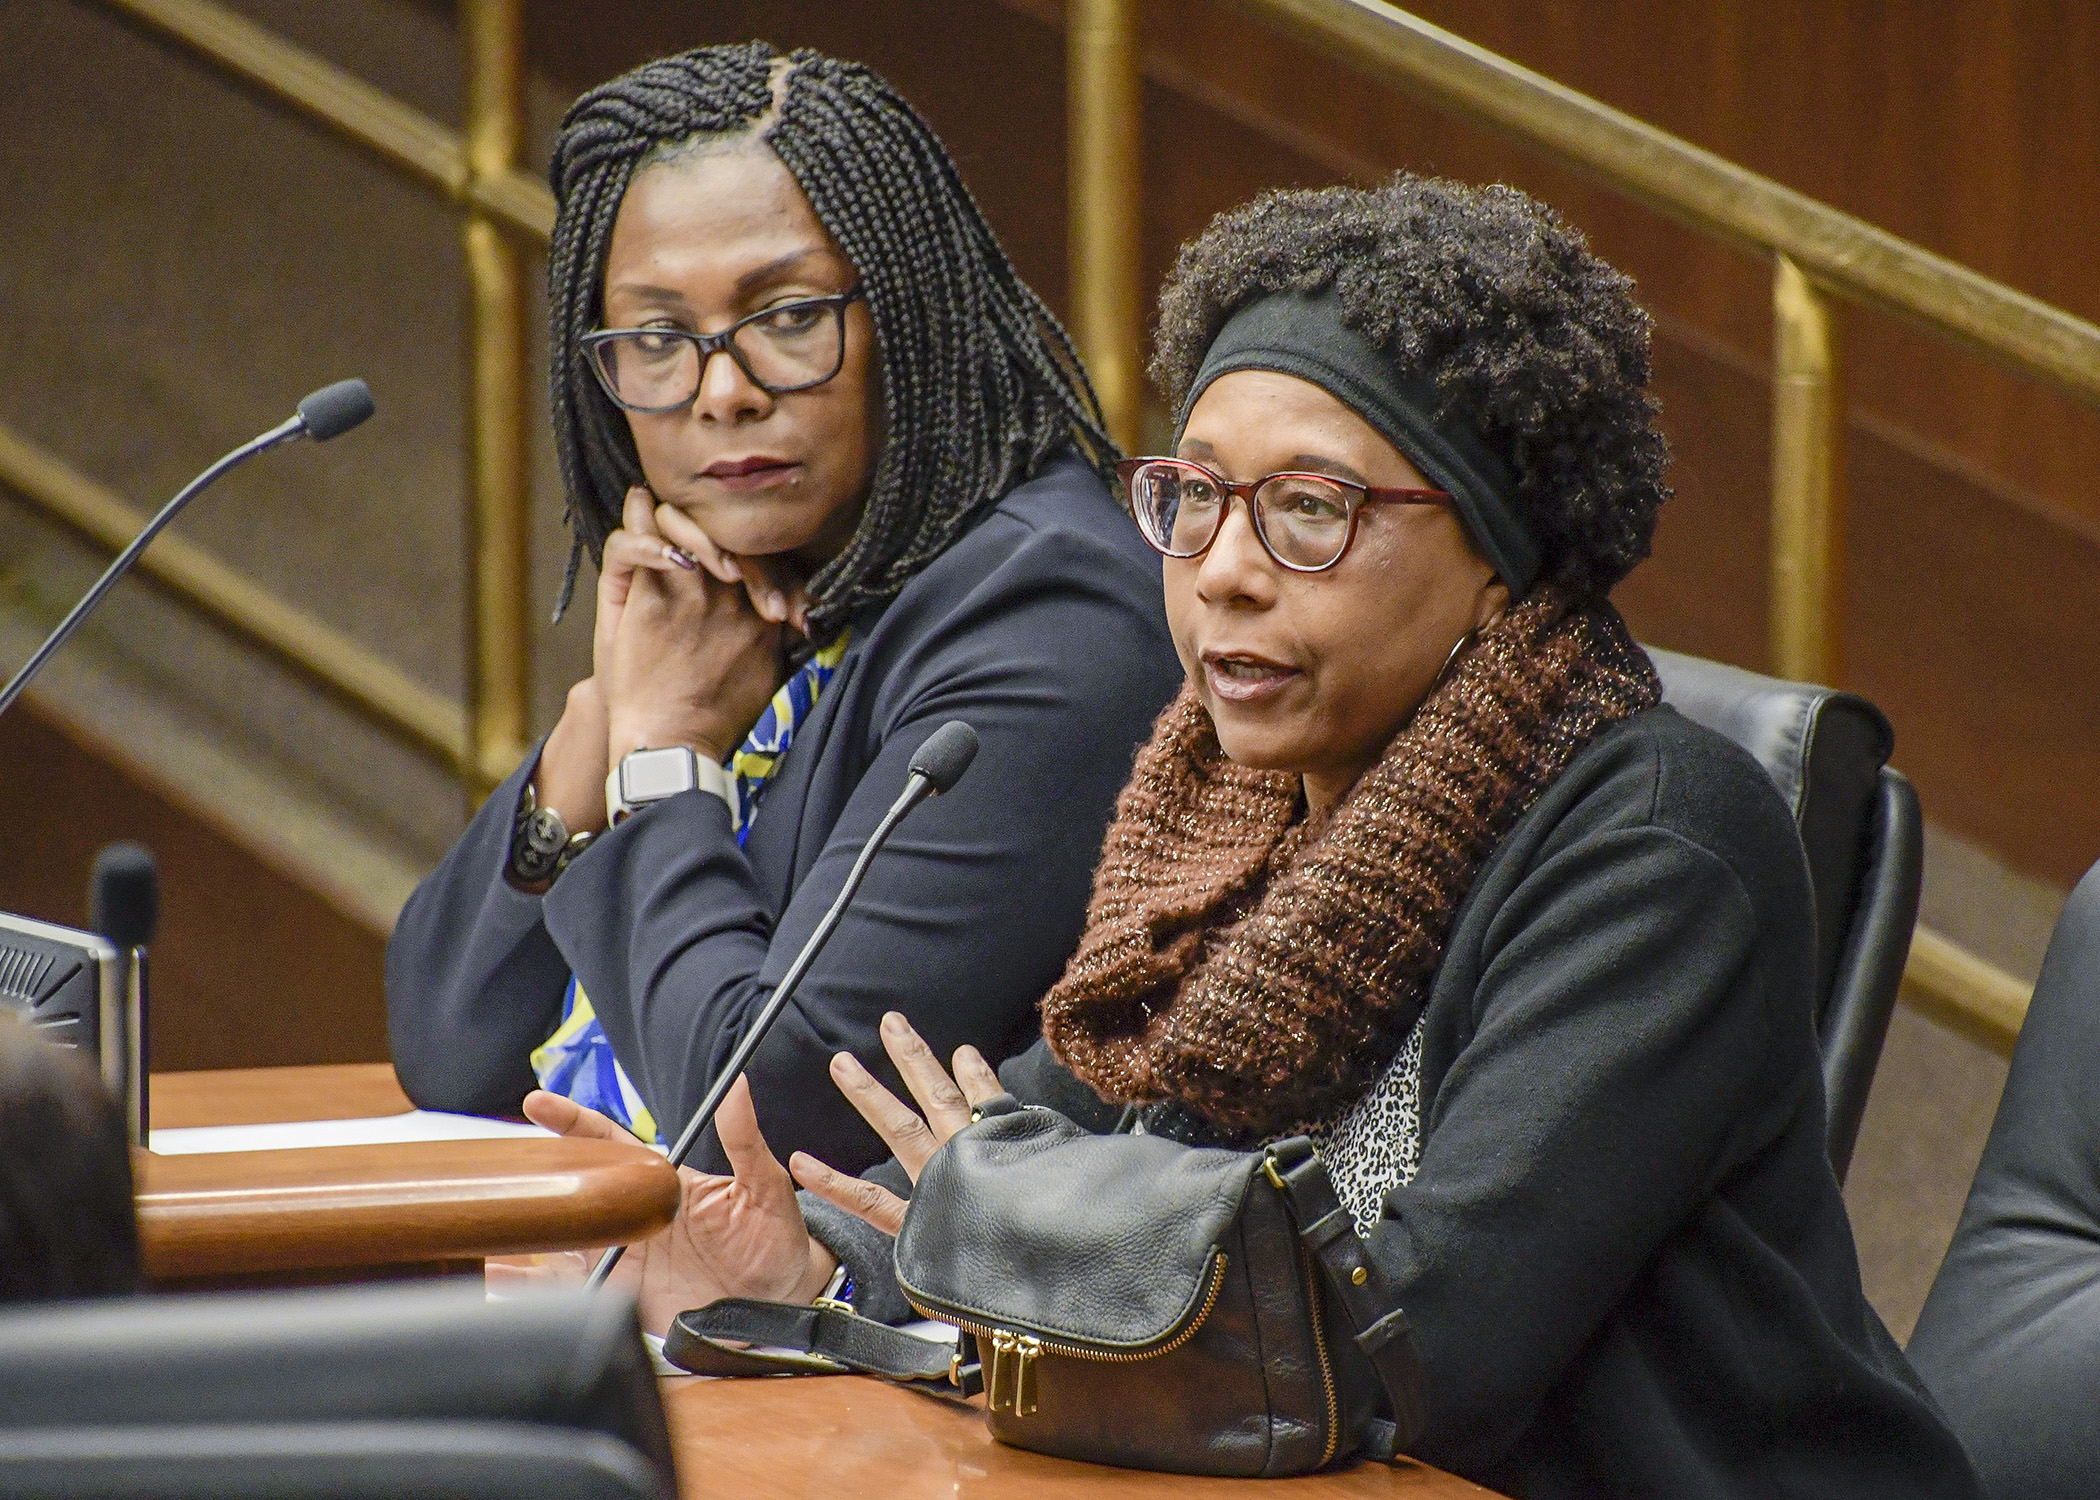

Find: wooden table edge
<box><xmin>135</xmin><ymin>1136</ymin><xmax>679</xmax><ymax>1280</ymax></box>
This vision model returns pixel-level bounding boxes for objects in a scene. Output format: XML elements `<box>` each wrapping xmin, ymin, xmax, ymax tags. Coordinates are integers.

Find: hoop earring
<box><xmin>1432</xmin><ymin>628</ymin><xmax>1477</xmax><ymax>691</ymax></box>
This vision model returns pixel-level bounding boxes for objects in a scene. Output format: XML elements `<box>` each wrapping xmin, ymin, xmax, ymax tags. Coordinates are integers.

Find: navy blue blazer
<box><xmin>385</xmin><ymin>454</ymin><xmax>1182</xmax><ymax>1174</ymax></box>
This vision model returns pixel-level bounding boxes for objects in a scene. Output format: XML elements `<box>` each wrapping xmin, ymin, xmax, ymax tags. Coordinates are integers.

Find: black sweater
<box><xmin>808</xmin><ymin>705</ymin><xmax>1980</xmax><ymax>1499</ymax></box>
<box><xmin>385</xmin><ymin>455</ymin><xmax>1182</xmax><ymax>1174</ymax></box>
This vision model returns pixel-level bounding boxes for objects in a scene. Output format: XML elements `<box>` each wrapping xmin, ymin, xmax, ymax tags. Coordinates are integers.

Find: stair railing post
<box><xmin>1067</xmin><ymin>0</ymin><xmax>1145</xmax><ymax>453</ymax></box>
<box><xmin>1769</xmin><ymin>253</ymin><xmax>1847</xmax><ymax>685</ymax></box>
<box><xmin>462</xmin><ymin>0</ymin><xmax>533</xmax><ymax>801</ymax></box>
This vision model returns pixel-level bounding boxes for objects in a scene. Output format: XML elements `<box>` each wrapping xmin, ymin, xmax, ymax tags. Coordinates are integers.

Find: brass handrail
<box><xmin>95</xmin><ymin>0</ymin><xmax>555</xmax><ymax>239</ymax></box>
<box><xmin>0</xmin><ymin>0</ymin><xmax>2053</xmax><ymax>1050</ymax></box>
<box><xmin>83</xmin><ymin>0</ymin><xmax>552</xmax><ymax>799</ymax></box>
<box><xmin>1211</xmin><ymin>0</ymin><xmax>2100</xmax><ymax>404</ymax></box>
<box><xmin>1066</xmin><ymin>0</ymin><xmax>1145</xmax><ymax>451</ymax></box>
<box><xmin>460</xmin><ymin>0</ymin><xmax>535</xmax><ymax>800</ymax></box>
<box><xmin>1769</xmin><ymin>257</ymin><xmax>1847</xmax><ymax>686</ymax></box>
<box><xmin>0</xmin><ymin>419</ymin><xmax>479</xmax><ymax>775</ymax></box>
<box><xmin>1904</xmin><ymin>927</ymin><xmax>2033</xmax><ymax>1057</ymax></box>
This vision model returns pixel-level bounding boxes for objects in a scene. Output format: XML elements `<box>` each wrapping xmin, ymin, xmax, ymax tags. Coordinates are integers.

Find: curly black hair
<box><xmin>1150</xmin><ymin>175</ymin><xmax>1669</xmax><ymax>600</ymax></box>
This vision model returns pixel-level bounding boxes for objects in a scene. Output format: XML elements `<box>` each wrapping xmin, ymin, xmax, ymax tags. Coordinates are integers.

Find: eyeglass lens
<box><xmin>1129</xmin><ymin>462</ymin><xmax>1355</xmax><ymax>570</ymax></box>
<box><xmin>594</xmin><ymin>300</ymin><xmax>846</xmax><ymax>407</ymax></box>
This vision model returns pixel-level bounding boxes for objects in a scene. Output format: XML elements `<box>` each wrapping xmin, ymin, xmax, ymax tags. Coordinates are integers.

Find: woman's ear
<box><xmin>1473</xmin><ymin>577</ymin><xmax>1512</xmax><ymax>632</ymax></box>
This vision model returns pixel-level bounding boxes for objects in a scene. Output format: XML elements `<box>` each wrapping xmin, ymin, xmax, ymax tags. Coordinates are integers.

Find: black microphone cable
<box><xmin>585</xmin><ymin>719</ymin><xmax>980</xmax><ymax>1292</ymax></box>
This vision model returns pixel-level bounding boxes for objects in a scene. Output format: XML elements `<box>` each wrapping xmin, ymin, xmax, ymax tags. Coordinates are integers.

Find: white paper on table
<box><xmin>148</xmin><ymin>1110</ymin><xmax>556</xmax><ymax>1155</ymax></box>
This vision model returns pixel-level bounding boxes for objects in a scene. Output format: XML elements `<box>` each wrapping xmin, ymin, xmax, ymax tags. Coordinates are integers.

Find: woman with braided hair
<box><xmin>386</xmin><ymin>44</ymin><xmax>1180</xmax><ymax>1183</ymax></box>
<box><xmin>531</xmin><ymin>176</ymin><xmax>1977</xmax><ymax>1497</ymax></box>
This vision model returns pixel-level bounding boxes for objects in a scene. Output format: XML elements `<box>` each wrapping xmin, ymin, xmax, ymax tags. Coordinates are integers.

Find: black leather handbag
<box><xmin>668</xmin><ymin>1095</ymin><xmax>1426</xmax><ymax>1478</ymax></box>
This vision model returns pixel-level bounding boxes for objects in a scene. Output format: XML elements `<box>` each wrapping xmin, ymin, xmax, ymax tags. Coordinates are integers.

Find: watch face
<box><xmin>622</xmin><ymin>747</ymin><xmax>701</xmax><ymax>804</ymax></box>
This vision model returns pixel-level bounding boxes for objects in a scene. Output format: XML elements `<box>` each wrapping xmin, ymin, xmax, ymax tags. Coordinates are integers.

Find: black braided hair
<box><xmin>1151</xmin><ymin>176</ymin><xmax>1670</xmax><ymax>601</ymax></box>
<box><xmin>548</xmin><ymin>43</ymin><xmax>1114</xmax><ymax>636</ymax></box>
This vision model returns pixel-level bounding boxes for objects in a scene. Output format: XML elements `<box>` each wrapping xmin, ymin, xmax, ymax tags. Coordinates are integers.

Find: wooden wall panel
<box><xmin>0</xmin><ymin>707</ymin><xmax>389</xmax><ymax>1072</ymax></box>
<box><xmin>516</xmin><ymin>0</ymin><xmax>1074</xmax><ymax>309</ymax></box>
<box><xmin>1140</xmin><ymin>0</ymin><xmax>2100</xmax><ymax>530</ymax></box>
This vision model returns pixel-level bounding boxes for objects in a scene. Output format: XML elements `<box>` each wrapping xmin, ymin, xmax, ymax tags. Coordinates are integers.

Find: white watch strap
<box><xmin>695</xmin><ymin>755</ymin><xmax>738</xmax><ymax>827</ymax></box>
<box><xmin>605</xmin><ymin>746</ymin><xmax>740</xmax><ymax>830</ymax></box>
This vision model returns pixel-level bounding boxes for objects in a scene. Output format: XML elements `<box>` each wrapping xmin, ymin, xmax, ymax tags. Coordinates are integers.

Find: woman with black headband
<box><xmin>384</xmin><ymin>44</ymin><xmax>1180</xmax><ymax>1174</ymax></box>
<box><xmin>534</xmin><ymin>175</ymin><xmax>1978</xmax><ymax>1497</ymax></box>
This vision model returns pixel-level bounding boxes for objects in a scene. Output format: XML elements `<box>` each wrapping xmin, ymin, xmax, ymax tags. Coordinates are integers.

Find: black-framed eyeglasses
<box><xmin>582</xmin><ymin>286</ymin><xmax>866</xmax><ymax>411</ymax></box>
<box><xmin>1117</xmin><ymin>457</ymin><xmax>1450</xmax><ymax>573</ymax></box>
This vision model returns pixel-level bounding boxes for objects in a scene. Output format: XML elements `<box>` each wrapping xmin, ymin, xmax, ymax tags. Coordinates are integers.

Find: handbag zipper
<box><xmin>1298</xmin><ymin>1239</ymin><xmax>1341</xmax><ymax>1467</ymax></box>
<box><xmin>907</xmin><ymin>1251</ymin><xmax>1230</xmax><ymax>1418</ymax></box>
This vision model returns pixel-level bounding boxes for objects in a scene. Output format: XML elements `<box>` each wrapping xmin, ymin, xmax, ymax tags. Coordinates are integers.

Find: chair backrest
<box><xmin>0</xmin><ymin>1281</ymin><xmax>676</xmax><ymax>1500</ymax></box>
<box><xmin>1906</xmin><ymin>858</ymin><xmax>2100</xmax><ymax>1500</ymax></box>
<box><xmin>0</xmin><ymin>1423</ymin><xmax>666</xmax><ymax>1500</ymax></box>
<box><xmin>1648</xmin><ymin>647</ymin><xmax>1922</xmax><ymax>1179</ymax></box>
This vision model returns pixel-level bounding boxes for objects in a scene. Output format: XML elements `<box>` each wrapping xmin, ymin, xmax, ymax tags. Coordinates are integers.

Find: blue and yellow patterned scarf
<box><xmin>528</xmin><ymin>633</ymin><xmax>851</xmax><ymax>1142</ymax></box>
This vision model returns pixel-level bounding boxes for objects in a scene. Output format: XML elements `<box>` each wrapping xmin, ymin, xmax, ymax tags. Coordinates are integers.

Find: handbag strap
<box><xmin>664</xmin><ymin>1298</ymin><xmax>983</xmax><ymax>1399</ymax></box>
<box><xmin>1262</xmin><ymin>1136</ymin><xmax>1427</xmax><ymax>1450</ymax></box>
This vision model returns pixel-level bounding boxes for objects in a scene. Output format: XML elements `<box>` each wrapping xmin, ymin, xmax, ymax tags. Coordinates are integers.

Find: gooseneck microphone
<box><xmin>91</xmin><ymin>843</ymin><xmax>158</xmax><ymax>1146</ymax></box>
<box><xmin>0</xmin><ymin>379</ymin><xmax>376</xmax><ymax>722</ymax></box>
<box><xmin>585</xmin><ymin>719</ymin><xmax>981</xmax><ymax>1291</ymax></box>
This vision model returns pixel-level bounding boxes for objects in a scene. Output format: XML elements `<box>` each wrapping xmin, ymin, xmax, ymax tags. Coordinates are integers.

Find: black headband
<box><xmin>1175</xmin><ymin>288</ymin><xmax>1540</xmax><ymax>592</ymax></box>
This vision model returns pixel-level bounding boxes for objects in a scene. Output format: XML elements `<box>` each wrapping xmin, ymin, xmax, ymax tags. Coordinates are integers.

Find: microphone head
<box><xmin>909</xmin><ymin>721</ymin><xmax>979</xmax><ymax>795</ymax></box>
<box><xmin>296</xmin><ymin>379</ymin><xmax>375</xmax><ymax>442</ymax></box>
<box><xmin>90</xmin><ymin>843</ymin><xmax>159</xmax><ymax>950</ymax></box>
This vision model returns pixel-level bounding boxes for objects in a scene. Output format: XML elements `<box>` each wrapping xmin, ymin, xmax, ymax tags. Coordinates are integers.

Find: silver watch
<box><xmin>605</xmin><ymin>746</ymin><xmax>739</xmax><ymax>829</ymax></box>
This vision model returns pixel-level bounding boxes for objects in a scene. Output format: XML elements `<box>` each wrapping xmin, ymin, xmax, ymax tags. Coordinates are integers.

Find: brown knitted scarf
<box><xmin>1040</xmin><ymin>589</ymin><xmax>1662</xmax><ymax>1138</ymax></box>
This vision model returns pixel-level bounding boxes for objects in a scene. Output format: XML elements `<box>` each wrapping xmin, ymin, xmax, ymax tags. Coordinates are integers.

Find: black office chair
<box><xmin>0</xmin><ymin>1281</ymin><xmax>676</xmax><ymax>1500</ymax></box>
<box><xmin>1905</xmin><ymin>857</ymin><xmax>2100</xmax><ymax>1500</ymax></box>
<box><xmin>1647</xmin><ymin>648</ymin><xmax>1922</xmax><ymax>1182</ymax></box>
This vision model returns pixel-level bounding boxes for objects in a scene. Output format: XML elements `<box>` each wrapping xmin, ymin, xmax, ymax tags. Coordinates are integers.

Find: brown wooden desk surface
<box><xmin>140</xmin><ymin>1064</ymin><xmax>677</xmax><ymax>1285</ymax></box>
<box><xmin>661</xmin><ymin>1374</ymin><xmax>1495</xmax><ymax>1498</ymax></box>
<box><xmin>154</xmin><ymin>1066</ymin><xmax>1499</xmax><ymax>1497</ymax></box>
<box><xmin>151</xmin><ymin>1061</ymin><xmax>414</xmax><ymax>1128</ymax></box>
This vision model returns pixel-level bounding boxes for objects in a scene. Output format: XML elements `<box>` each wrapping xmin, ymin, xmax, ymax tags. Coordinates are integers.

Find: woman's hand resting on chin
<box><xmin>524</xmin><ymin>485</ymin><xmax>821</xmax><ymax>853</ymax></box>
<box><xmin>505</xmin><ymin>1011</ymin><xmax>1004</xmax><ymax>1336</ymax></box>
<box><xmin>600</xmin><ymin>487</ymin><xmax>783</xmax><ymax>767</ymax></box>
<box><xmin>652</xmin><ymin>500</ymin><xmax>815</xmax><ymax>638</ymax></box>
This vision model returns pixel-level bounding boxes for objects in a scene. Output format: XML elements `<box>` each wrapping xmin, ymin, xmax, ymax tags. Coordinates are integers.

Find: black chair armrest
<box><xmin>1820</xmin><ymin>768</ymin><xmax>1921</xmax><ymax>1180</ymax></box>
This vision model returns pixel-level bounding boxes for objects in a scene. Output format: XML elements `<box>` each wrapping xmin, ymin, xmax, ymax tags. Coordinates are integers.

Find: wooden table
<box><xmin>139</xmin><ymin>1064</ymin><xmax>679</xmax><ymax>1288</ymax></box>
<box><xmin>157</xmin><ymin>1064</ymin><xmax>1500</xmax><ymax>1496</ymax></box>
<box><xmin>151</xmin><ymin>1061</ymin><xmax>418</xmax><ymax>1128</ymax></box>
<box><xmin>659</xmin><ymin>1374</ymin><xmax>1496</xmax><ymax>1497</ymax></box>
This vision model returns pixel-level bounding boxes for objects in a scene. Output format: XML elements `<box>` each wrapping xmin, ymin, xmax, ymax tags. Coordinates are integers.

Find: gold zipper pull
<box><xmin>1013</xmin><ymin>1334</ymin><xmax>1042</xmax><ymax>1417</ymax></box>
<box><xmin>987</xmin><ymin>1329</ymin><xmax>1017</xmax><ymax>1413</ymax></box>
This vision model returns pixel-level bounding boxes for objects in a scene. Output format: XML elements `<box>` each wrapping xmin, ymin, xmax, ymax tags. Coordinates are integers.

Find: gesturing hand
<box><xmin>510</xmin><ymin>1013</ymin><xmax>1004</xmax><ymax>1333</ymax></box>
<box><xmin>520</xmin><ymin>1077</ymin><xmax>836</xmax><ymax>1338</ymax></box>
<box><xmin>788</xmin><ymin>1011</ymin><xmax>1006</xmax><ymax>1238</ymax></box>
